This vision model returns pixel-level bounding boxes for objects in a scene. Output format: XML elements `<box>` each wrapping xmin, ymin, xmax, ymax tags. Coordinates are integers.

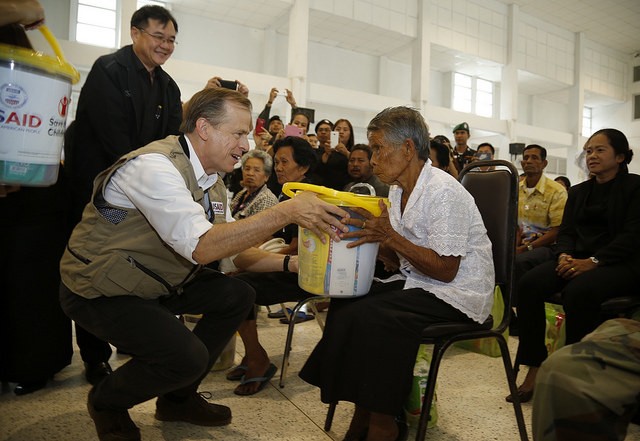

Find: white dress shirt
<box><xmin>103</xmin><ymin>136</ymin><xmax>233</xmax><ymax>264</ymax></box>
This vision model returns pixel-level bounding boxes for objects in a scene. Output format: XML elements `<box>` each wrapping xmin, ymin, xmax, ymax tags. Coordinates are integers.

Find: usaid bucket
<box><xmin>282</xmin><ymin>183</ymin><xmax>388</xmax><ymax>298</ymax></box>
<box><xmin>0</xmin><ymin>26</ymin><xmax>79</xmax><ymax>186</ymax></box>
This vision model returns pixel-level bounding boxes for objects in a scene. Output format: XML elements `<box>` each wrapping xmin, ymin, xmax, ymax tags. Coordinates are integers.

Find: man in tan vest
<box><xmin>59</xmin><ymin>88</ymin><xmax>349</xmax><ymax>441</ymax></box>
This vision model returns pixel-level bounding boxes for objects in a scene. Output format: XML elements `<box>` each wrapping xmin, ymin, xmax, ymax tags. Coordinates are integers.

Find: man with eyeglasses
<box><xmin>60</xmin><ymin>88</ymin><xmax>349</xmax><ymax>441</ymax></box>
<box><xmin>63</xmin><ymin>5</ymin><xmax>182</xmax><ymax>388</ymax></box>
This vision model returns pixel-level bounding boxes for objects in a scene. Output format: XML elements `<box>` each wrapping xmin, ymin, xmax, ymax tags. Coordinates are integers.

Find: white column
<box><xmin>500</xmin><ymin>4</ymin><xmax>518</xmax><ymax>126</ymax></box>
<box><xmin>120</xmin><ymin>0</ymin><xmax>137</xmax><ymax>48</ymax></box>
<box><xmin>411</xmin><ymin>0</ymin><xmax>431</xmax><ymax>115</ymax></box>
<box><xmin>287</xmin><ymin>0</ymin><xmax>310</xmax><ymax>107</ymax></box>
<box><xmin>567</xmin><ymin>32</ymin><xmax>586</xmax><ymax>182</ymax></box>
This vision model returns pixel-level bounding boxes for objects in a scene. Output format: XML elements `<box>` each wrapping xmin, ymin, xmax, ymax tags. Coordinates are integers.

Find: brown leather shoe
<box><xmin>155</xmin><ymin>392</ymin><xmax>232</xmax><ymax>426</ymax></box>
<box><xmin>87</xmin><ymin>388</ymin><xmax>141</xmax><ymax>441</ymax></box>
<box><xmin>505</xmin><ymin>388</ymin><xmax>534</xmax><ymax>403</ymax></box>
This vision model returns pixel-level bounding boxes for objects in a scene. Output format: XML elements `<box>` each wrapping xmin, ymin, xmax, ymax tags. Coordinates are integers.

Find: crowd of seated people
<box><xmin>221</xmin><ymin>93</ymin><xmax>639</xmax><ymax>438</ymax></box>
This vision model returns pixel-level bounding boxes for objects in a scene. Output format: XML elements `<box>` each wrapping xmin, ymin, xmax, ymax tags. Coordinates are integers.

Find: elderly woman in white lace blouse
<box><xmin>299</xmin><ymin>106</ymin><xmax>494</xmax><ymax>441</ymax></box>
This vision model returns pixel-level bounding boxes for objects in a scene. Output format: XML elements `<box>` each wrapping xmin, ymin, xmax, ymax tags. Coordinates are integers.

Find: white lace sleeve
<box><xmin>426</xmin><ymin>185</ymin><xmax>472</xmax><ymax>256</ymax></box>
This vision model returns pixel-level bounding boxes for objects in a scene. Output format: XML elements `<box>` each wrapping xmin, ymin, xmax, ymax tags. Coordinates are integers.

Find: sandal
<box><xmin>225</xmin><ymin>365</ymin><xmax>248</xmax><ymax>381</ymax></box>
<box><xmin>279</xmin><ymin>311</ymin><xmax>315</xmax><ymax>324</ymax></box>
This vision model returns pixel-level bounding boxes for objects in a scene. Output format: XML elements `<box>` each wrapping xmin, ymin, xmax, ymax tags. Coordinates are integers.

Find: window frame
<box><xmin>70</xmin><ymin>0</ymin><xmax>121</xmax><ymax>49</ymax></box>
<box><xmin>452</xmin><ymin>72</ymin><xmax>495</xmax><ymax>118</ymax></box>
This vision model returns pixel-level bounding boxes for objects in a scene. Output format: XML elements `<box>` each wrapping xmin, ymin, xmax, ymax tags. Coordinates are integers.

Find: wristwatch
<box><xmin>526</xmin><ymin>244</ymin><xmax>533</xmax><ymax>251</ymax></box>
<box><xmin>589</xmin><ymin>256</ymin><xmax>600</xmax><ymax>265</ymax></box>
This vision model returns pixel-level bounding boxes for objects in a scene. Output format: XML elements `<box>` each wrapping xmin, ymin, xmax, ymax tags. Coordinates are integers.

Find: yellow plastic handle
<box><xmin>38</xmin><ymin>25</ymin><xmax>80</xmax><ymax>84</ymax></box>
<box><xmin>282</xmin><ymin>182</ymin><xmax>387</xmax><ymax>216</ymax></box>
<box><xmin>39</xmin><ymin>25</ymin><xmax>64</xmax><ymax>60</ymax></box>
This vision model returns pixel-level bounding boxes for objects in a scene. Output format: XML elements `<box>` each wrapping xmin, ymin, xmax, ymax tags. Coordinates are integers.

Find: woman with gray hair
<box><xmin>230</xmin><ymin>149</ymin><xmax>278</xmax><ymax>220</ymax></box>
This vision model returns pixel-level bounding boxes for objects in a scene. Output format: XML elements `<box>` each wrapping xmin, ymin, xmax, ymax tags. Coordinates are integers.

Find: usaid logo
<box><xmin>0</xmin><ymin>83</ymin><xmax>27</xmax><ymax>109</ymax></box>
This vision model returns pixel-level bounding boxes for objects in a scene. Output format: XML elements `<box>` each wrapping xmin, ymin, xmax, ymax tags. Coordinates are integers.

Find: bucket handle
<box><xmin>35</xmin><ymin>25</ymin><xmax>80</xmax><ymax>83</ymax></box>
<box><xmin>38</xmin><ymin>25</ymin><xmax>67</xmax><ymax>63</ymax></box>
<box><xmin>282</xmin><ymin>182</ymin><xmax>386</xmax><ymax>216</ymax></box>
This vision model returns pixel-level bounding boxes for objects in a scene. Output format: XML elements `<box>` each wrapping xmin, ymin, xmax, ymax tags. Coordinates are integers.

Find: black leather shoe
<box><xmin>14</xmin><ymin>379</ymin><xmax>47</xmax><ymax>396</ymax></box>
<box><xmin>505</xmin><ymin>388</ymin><xmax>534</xmax><ymax>403</ymax></box>
<box><xmin>88</xmin><ymin>387</ymin><xmax>140</xmax><ymax>441</ymax></box>
<box><xmin>85</xmin><ymin>362</ymin><xmax>113</xmax><ymax>386</ymax></box>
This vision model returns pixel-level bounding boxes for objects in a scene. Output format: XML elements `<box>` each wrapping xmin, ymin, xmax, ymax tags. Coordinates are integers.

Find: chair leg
<box><xmin>496</xmin><ymin>335</ymin><xmax>529</xmax><ymax>441</ymax></box>
<box><xmin>324</xmin><ymin>402</ymin><xmax>337</xmax><ymax>431</ymax></box>
<box><xmin>279</xmin><ymin>298</ymin><xmax>312</xmax><ymax>388</ymax></box>
<box><xmin>415</xmin><ymin>342</ymin><xmax>446</xmax><ymax>441</ymax></box>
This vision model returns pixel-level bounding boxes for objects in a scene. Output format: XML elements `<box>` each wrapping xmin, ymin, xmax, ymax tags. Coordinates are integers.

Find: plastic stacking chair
<box><xmin>324</xmin><ymin>160</ymin><xmax>528</xmax><ymax>441</ymax></box>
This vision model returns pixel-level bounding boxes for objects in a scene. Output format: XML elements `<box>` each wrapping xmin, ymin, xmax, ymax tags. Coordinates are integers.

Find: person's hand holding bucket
<box><xmin>341</xmin><ymin>199</ymin><xmax>394</xmax><ymax>247</ymax></box>
<box><xmin>279</xmin><ymin>190</ymin><xmax>350</xmax><ymax>244</ymax></box>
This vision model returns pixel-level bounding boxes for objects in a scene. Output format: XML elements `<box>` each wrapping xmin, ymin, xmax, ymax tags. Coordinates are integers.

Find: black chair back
<box><xmin>458</xmin><ymin>160</ymin><xmax>519</xmax><ymax>333</ymax></box>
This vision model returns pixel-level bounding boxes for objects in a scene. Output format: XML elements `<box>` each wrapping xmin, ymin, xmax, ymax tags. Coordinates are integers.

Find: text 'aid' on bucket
<box><xmin>0</xmin><ymin>26</ymin><xmax>79</xmax><ymax>186</ymax></box>
<box><xmin>282</xmin><ymin>182</ymin><xmax>389</xmax><ymax>298</ymax></box>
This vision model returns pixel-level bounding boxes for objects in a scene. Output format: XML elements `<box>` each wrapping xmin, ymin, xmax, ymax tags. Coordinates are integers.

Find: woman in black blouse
<box><xmin>508</xmin><ymin>128</ymin><xmax>640</xmax><ymax>403</ymax></box>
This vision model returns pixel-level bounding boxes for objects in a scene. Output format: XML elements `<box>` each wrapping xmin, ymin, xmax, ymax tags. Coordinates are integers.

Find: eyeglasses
<box><xmin>135</xmin><ymin>27</ymin><xmax>178</xmax><ymax>45</ymax></box>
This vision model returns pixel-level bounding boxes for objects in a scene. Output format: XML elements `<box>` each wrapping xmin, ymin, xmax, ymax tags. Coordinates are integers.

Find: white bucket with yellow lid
<box><xmin>282</xmin><ymin>182</ymin><xmax>389</xmax><ymax>297</ymax></box>
<box><xmin>0</xmin><ymin>26</ymin><xmax>80</xmax><ymax>186</ymax></box>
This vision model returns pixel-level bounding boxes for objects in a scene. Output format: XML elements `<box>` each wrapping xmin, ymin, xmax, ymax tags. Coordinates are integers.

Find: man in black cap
<box><xmin>452</xmin><ymin>122</ymin><xmax>476</xmax><ymax>172</ymax></box>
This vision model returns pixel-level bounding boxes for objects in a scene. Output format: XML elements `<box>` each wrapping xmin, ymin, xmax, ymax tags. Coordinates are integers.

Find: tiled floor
<box><xmin>1</xmin><ymin>305</ymin><xmax>639</xmax><ymax>441</ymax></box>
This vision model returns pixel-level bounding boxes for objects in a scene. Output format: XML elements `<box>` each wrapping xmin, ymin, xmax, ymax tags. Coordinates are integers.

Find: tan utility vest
<box><xmin>60</xmin><ymin>135</ymin><xmax>227</xmax><ymax>299</ymax></box>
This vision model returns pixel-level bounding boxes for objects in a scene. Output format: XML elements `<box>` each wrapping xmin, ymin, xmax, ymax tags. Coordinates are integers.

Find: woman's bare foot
<box><xmin>343</xmin><ymin>406</ymin><xmax>370</xmax><ymax>440</ymax></box>
<box><xmin>367</xmin><ymin>412</ymin><xmax>400</xmax><ymax>441</ymax></box>
<box><xmin>506</xmin><ymin>367</ymin><xmax>538</xmax><ymax>402</ymax></box>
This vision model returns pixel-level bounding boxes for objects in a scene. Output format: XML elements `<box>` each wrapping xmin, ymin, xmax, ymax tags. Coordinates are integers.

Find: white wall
<box><xmin>35</xmin><ymin>0</ymin><xmax>639</xmax><ymax>183</ymax></box>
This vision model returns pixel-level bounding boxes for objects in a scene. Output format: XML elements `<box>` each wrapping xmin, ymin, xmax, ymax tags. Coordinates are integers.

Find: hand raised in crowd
<box><xmin>556</xmin><ymin>253</ymin><xmax>597</xmax><ymax>279</ymax></box>
<box><xmin>285</xmin><ymin>89</ymin><xmax>297</xmax><ymax>108</ymax></box>
<box><xmin>267</xmin><ymin>87</ymin><xmax>278</xmax><ymax>105</ymax></box>
<box><xmin>204</xmin><ymin>77</ymin><xmax>249</xmax><ymax>97</ymax></box>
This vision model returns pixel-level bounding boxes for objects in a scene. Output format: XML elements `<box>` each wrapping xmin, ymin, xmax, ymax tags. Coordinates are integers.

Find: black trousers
<box><xmin>60</xmin><ymin>268</ymin><xmax>254</xmax><ymax>410</ymax></box>
<box><xmin>516</xmin><ymin>259</ymin><xmax>636</xmax><ymax>368</ymax></box>
<box><xmin>299</xmin><ymin>281</ymin><xmax>472</xmax><ymax>416</ymax></box>
<box><xmin>234</xmin><ymin>271</ymin><xmax>310</xmax><ymax>320</ymax></box>
<box><xmin>512</xmin><ymin>247</ymin><xmax>555</xmax><ymax>304</ymax></box>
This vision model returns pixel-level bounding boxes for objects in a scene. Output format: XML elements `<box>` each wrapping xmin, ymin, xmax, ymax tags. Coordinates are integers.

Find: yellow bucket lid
<box><xmin>282</xmin><ymin>182</ymin><xmax>389</xmax><ymax>216</ymax></box>
<box><xmin>0</xmin><ymin>26</ymin><xmax>80</xmax><ymax>84</ymax></box>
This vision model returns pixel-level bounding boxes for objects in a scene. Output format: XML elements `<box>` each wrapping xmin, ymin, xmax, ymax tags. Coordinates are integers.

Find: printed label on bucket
<box><xmin>297</xmin><ymin>224</ymin><xmax>379</xmax><ymax>297</ymax></box>
<box><xmin>0</xmin><ymin>66</ymin><xmax>71</xmax><ymax>164</ymax></box>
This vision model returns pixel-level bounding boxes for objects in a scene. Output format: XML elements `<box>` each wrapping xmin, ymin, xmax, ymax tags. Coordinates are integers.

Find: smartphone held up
<box><xmin>330</xmin><ymin>131</ymin><xmax>340</xmax><ymax>148</ymax></box>
<box><xmin>284</xmin><ymin>125</ymin><xmax>304</xmax><ymax>138</ymax></box>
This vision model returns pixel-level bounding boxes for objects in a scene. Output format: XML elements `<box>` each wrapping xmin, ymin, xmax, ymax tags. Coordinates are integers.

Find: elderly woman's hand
<box><xmin>341</xmin><ymin>200</ymin><xmax>394</xmax><ymax>248</ymax></box>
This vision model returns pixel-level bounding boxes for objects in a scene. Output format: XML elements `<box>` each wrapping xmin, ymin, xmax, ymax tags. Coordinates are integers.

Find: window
<box><xmin>453</xmin><ymin>73</ymin><xmax>494</xmax><ymax>118</ymax></box>
<box><xmin>453</xmin><ymin>73</ymin><xmax>472</xmax><ymax>113</ymax></box>
<box><xmin>582</xmin><ymin>107</ymin><xmax>592</xmax><ymax>137</ymax></box>
<box><xmin>73</xmin><ymin>0</ymin><xmax>118</xmax><ymax>48</ymax></box>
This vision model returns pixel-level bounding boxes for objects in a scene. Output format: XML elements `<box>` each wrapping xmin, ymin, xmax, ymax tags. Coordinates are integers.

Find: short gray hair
<box><xmin>180</xmin><ymin>88</ymin><xmax>252</xmax><ymax>133</ymax></box>
<box><xmin>367</xmin><ymin>106</ymin><xmax>430</xmax><ymax>161</ymax></box>
<box><xmin>240</xmin><ymin>149</ymin><xmax>273</xmax><ymax>176</ymax></box>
